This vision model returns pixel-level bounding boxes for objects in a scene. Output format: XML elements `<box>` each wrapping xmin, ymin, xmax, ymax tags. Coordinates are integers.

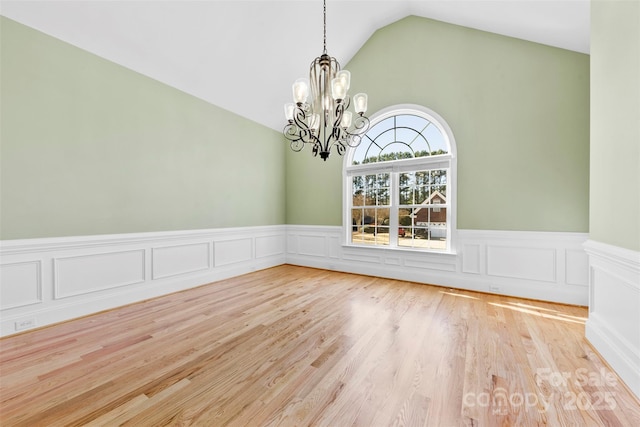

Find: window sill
<box><xmin>342</xmin><ymin>243</ymin><xmax>457</xmax><ymax>258</ymax></box>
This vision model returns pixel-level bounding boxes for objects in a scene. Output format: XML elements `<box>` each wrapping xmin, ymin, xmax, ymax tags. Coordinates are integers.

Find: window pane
<box><xmin>374</xmin><ymin>129</ymin><xmax>396</xmax><ymax>150</ymax></box>
<box><xmin>412</xmin><ymin>206</ymin><xmax>426</xmax><ymax>226</ymax></box>
<box><xmin>399</xmin><ymin>187</ymin><xmax>413</xmax><ymax>205</ymax></box>
<box><xmin>375</xmin><ymin>227</ymin><xmax>390</xmax><ymax>245</ymax></box>
<box><xmin>352</xmin><ymin>176</ymin><xmax>365</xmax><ymax>205</ymax></box>
<box><xmin>361</xmin><ymin>143</ymin><xmax>382</xmax><ymax>164</ymax></box>
<box><xmin>415</xmin><ymin>186</ymin><xmax>430</xmax><ymax>204</ymax></box>
<box><xmin>363</xmin><ymin>208</ymin><xmax>375</xmax><ymax>225</ymax></box>
<box><xmin>432</xmin><ymin>184</ymin><xmax>446</xmax><ymax>199</ymax></box>
<box><xmin>414</xmin><ymin>227</ymin><xmax>430</xmax><ymax>240</ymax></box>
<box><xmin>365</xmin><ymin>189</ymin><xmax>376</xmax><ymax>206</ymax></box>
<box><xmin>397</xmin><ymin>115</ymin><xmax>432</xmax><ymax>156</ymax></box>
<box><xmin>352</xmin><ymin>175</ymin><xmax>364</xmax><ymax>206</ymax></box>
<box><xmin>351</xmin><ymin>208</ymin><xmax>363</xmax><ymax>227</ymax></box>
<box><xmin>415</xmin><ymin>171</ymin><xmax>429</xmax><ymax>186</ymax></box>
<box><xmin>429</xmin><ymin>211</ymin><xmax>447</xmax><ymax>250</ymax></box>
<box><xmin>430</xmin><ymin>169</ymin><xmax>446</xmax><ymax>185</ymax></box>
<box><xmin>377</xmin><ymin>188</ymin><xmax>390</xmax><ymax>206</ymax></box>
<box><xmin>352</xmin><ymin>117</ymin><xmax>394</xmax><ymax>165</ymax></box>
<box><xmin>395</xmin><ymin>114</ymin><xmax>430</xmax><ymax>131</ymax></box>
<box><xmin>351</xmin><ymin>208</ymin><xmax>364</xmax><ymax>244</ymax></box>
<box><xmin>395</xmin><ymin>127</ymin><xmax>421</xmax><ymax>146</ymax></box>
<box><xmin>398</xmin><ymin>209</ymin><xmax>412</xmax><ymax>227</ymax></box>
<box><xmin>423</xmin><ymin>124</ymin><xmax>448</xmax><ymax>154</ymax></box>
<box><xmin>365</xmin><ymin>117</ymin><xmax>394</xmax><ymax>141</ymax></box>
<box><xmin>376</xmin><ymin>207</ymin><xmax>390</xmax><ymax>226</ymax></box>
<box><xmin>401</xmin><ymin>172</ymin><xmax>415</xmax><ymax>186</ymax></box>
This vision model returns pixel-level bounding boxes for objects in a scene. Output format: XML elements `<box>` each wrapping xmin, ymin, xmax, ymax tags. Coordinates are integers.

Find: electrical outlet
<box><xmin>15</xmin><ymin>318</ymin><xmax>36</xmax><ymax>331</ymax></box>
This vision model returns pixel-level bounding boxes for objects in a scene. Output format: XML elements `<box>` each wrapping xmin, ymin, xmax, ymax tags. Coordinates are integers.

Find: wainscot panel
<box><xmin>461</xmin><ymin>243</ymin><xmax>481</xmax><ymax>274</ymax></box>
<box><xmin>584</xmin><ymin>240</ymin><xmax>640</xmax><ymax>400</ymax></box>
<box><xmin>214</xmin><ymin>238</ymin><xmax>253</xmax><ymax>267</ymax></box>
<box><xmin>256</xmin><ymin>234</ymin><xmax>286</xmax><ymax>259</ymax></box>
<box><xmin>152</xmin><ymin>243</ymin><xmax>211</xmax><ymax>280</ymax></box>
<box><xmin>0</xmin><ymin>226</ymin><xmax>286</xmax><ymax>337</ymax></box>
<box><xmin>0</xmin><ymin>261</ymin><xmax>42</xmax><ymax>310</ymax></box>
<box><xmin>54</xmin><ymin>249</ymin><xmax>146</xmax><ymax>298</ymax></box>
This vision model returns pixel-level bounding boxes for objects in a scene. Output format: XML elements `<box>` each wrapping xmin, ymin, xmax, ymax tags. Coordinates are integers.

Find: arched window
<box><xmin>343</xmin><ymin>105</ymin><xmax>457</xmax><ymax>252</ymax></box>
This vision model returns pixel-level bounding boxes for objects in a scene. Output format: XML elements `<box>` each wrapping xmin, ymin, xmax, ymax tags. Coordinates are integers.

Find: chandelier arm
<box><xmin>283</xmin><ymin>103</ymin><xmax>322</xmax><ymax>152</ymax></box>
<box><xmin>283</xmin><ymin>121</ymin><xmax>306</xmax><ymax>152</ymax></box>
<box><xmin>342</xmin><ymin>95</ymin><xmax>351</xmax><ymax>110</ymax></box>
<box><xmin>292</xmin><ymin>103</ymin><xmax>311</xmax><ymax>134</ymax></box>
<box><xmin>351</xmin><ymin>114</ymin><xmax>370</xmax><ymax>133</ymax></box>
<box><xmin>331</xmin><ymin>101</ymin><xmax>345</xmax><ymax>139</ymax></box>
<box><xmin>335</xmin><ymin>142</ymin><xmax>347</xmax><ymax>156</ymax></box>
<box><xmin>339</xmin><ymin>114</ymin><xmax>371</xmax><ymax>148</ymax></box>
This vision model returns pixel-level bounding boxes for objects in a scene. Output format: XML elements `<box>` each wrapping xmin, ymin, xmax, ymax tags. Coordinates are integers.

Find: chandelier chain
<box><xmin>323</xmin><ymin>0</ymin><xmax>327</xmax><ymax>54</ymax></box>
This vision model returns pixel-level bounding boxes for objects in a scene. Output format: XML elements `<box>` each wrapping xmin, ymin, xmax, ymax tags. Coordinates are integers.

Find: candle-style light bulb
<box><xmin>292</xmin><ymin>78</ymin><xmax>309</xmax><ymax>104</ymax></box>
<box><xmin>353</xmin><ymin>93</ymin><xmax>368</xmax><ymax>114</ymax></box>
<box><xmin>284</xmin><ymin>103</ymin><xmax>294</xmax><ymax>121</ymax></box>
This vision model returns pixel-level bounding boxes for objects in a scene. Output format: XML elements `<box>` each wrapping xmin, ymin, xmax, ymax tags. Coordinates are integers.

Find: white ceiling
<box><xmin>1</xmin><ymin>0</ymin><xmax>590</xmax><ymax>131</ymax></box>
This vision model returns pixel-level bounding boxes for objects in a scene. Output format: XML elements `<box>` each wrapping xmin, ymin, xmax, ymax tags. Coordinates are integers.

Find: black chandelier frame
<box><xmin>283</xmin><ymin>0</ymin><xmax>370</xmax><ymax>161</ymax></box>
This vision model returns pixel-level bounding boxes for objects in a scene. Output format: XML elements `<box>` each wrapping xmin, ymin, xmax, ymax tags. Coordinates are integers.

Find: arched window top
<box><xmin>350</xmin><ymin>106</ymin><xmax>454</xmax><ymax>166</ymax></box>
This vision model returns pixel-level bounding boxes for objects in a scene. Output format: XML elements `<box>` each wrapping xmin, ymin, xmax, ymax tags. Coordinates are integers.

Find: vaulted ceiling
<box><xmin>1</xmin><ymin>0</ymin><xmax>590</xmax><ymax>131</ymax></box>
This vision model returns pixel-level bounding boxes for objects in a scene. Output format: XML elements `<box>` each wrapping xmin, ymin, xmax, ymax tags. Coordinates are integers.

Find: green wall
<box><xmin>285</xmin><ymin>145</ymin><xmax>344</xmax><ymax>226</ymax></box>
<box><xmin>590</xmin><ymin>0</ymin><xmax>640</xmax><ymax>252</ymax></box>
<box><xmin>286</xmin><ymin>16</ymin><xmax>590</xmax><ymax>232</ymax></box>
<box><xmin>1</xmin><ymin>17</ymin><xmax>285</xmax><ymax>240</ymax></box>
<box><xmin>1</xmin><ymin>15</ymin><xmax>594</xmax><ymax>238</ymax></box>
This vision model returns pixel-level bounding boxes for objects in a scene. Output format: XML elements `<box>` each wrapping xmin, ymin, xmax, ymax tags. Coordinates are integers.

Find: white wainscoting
<box><xmin>584</xmin><ymin>240</ymin><xmax>640</xmax><ymax>400</ymax></box>
<box><xmin>286</xmin><ymin>226</ymin><xmax>589</xmax><ymax>305</ymax></box>
<box><xmin>0</xmin><ymin>225</ymin><xmax>590</xmax><ymax>338</ymax></box>
<box><xmin>0</xmin><ymin>226</ymin><xmax>286</xmax><ymax>337</ymax></box>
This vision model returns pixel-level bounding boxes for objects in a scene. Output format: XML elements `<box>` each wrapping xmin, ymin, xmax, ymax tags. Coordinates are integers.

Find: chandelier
<box><xmin>283</xmin><ymin>0</ymin><xmax>370</xmax><ymax>161</ymax></box>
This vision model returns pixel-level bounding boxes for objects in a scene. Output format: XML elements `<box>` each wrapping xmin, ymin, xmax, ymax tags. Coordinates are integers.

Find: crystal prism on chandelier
<box><xmin>283</xmin><ymin>0</ymin><xmax>370</xmax><ymax>161</ymax></box>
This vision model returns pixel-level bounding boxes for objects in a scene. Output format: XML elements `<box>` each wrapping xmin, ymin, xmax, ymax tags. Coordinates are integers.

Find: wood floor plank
<box><xmin>1</xmin><ymin>265</ymin><xmax>639</xmax><ymax>426</ymax></box>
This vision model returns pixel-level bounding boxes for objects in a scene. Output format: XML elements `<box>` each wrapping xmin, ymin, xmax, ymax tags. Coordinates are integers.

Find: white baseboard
<box><xmin>0</xmin><ymin>226</ymin><xmax>286</xmax><ymax>337</ymax></box>
<box><xmin>286</xmin><ymin>226</ymin><xmax>589</xmax><ymax>305</ymax></box>
<box><xmin>584</xmin><ymin>240</ymin><xmax>640</xmax><ymax>400</ymax></box>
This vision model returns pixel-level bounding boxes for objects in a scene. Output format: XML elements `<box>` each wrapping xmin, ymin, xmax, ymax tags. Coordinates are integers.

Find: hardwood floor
<box><xmin>1</xmin><ymin>265</ymin><xmax>638</xmax><ymax>426</ymax></box>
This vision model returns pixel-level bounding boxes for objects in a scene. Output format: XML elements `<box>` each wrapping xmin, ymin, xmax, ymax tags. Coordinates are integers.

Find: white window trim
<box><xmin>342</xmin><ymin>104</ymin><xmax>458</xmax><ymax>254</ymax></box>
